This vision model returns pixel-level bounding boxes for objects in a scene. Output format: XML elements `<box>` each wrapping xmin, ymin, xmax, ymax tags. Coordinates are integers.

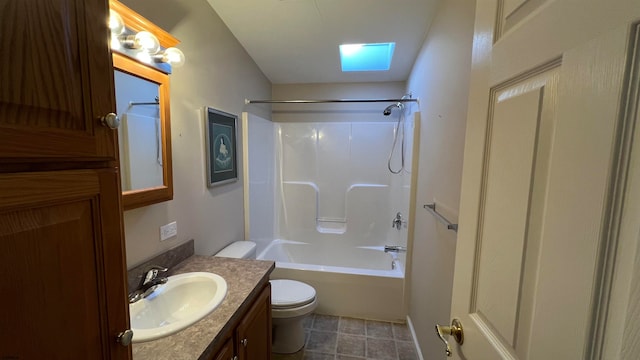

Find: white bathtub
<box><xmin>257</xmin><ymin>239</ymin><xmax>406</xmax><ymax>321</ymax></box>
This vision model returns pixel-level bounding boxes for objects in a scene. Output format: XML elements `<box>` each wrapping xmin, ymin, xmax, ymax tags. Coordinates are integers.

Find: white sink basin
<box><xmin>129</xmin><ymin>272</ymin><xmax>227</xmax><ymax>342</ymax></box>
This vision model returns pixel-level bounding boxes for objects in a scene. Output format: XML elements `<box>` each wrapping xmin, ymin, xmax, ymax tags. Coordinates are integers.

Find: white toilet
<box><xmin>215</xmin><ymin>241</ymin><xmax>317</xmax><ymax>354</ymax></box>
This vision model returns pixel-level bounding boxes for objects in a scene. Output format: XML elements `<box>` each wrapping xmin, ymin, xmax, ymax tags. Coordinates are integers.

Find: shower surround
<box><xmin>243</xmin><ymin>112</ymin><xmax>416</xmax><ymax>320</ymax></box>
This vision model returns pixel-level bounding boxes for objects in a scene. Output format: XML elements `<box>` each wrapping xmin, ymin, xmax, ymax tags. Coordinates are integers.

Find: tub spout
<box><xmin>384</xmin><ymin>245</ymin><xmax>407</xmax><ymax>253</ymax></box>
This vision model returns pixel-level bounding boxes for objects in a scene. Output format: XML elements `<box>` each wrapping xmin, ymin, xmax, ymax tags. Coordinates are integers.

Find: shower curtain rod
<box><xmin>244</xmin><ymin>98</ymin><xmax>418</xmax><ymax>105</ymax></box>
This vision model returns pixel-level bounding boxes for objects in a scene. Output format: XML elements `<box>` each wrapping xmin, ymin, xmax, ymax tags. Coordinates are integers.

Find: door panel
<box><xmin>451</xmin><ymin>0</ymin><xmax>640</xmax><ymax>359</ymax></box>
<box><xmin>0</xmin><ymin>0</ymin><xmax>116</xmax><ymax>161</ymax></box>
<box><xmin>236</xmin><ymin>283</ymin><xmax>272</xmax><ymax>360</ymax></box>
<box><xmin>474</xmin><ymin>68</ymin><xmax>558</xmax><ymax>352</ymax></box>
<box><xmin>0</xmin><ymin>170</ymin><xmax>130</xmax><ymax>359</ymax></box>
<box><xmin>499</xmin><ymin>0</ymin><xmax>546</xmax><ymax>36</ymax></box>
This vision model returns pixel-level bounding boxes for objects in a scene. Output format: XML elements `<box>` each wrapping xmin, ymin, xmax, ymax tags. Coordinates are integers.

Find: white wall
<box><xmin>405</xmin><ymin>0</ymin><xmax>475</xmax><ymax>358</ymax></box>
<box><xmin>120</xmin><ymin>0</ymin><xmax>271</xmax><ymax>267</ymax></box>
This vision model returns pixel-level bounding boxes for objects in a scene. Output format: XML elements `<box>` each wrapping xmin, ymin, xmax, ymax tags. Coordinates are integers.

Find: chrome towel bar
<box><xmin>423</xmin><ymin>203</ymin><xmax>458</xmax><ymax>232</ymax></box>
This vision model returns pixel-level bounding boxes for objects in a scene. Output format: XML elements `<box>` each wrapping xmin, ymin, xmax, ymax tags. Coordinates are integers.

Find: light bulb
<box><xmin>110</xmin><ymin>35</ymin><xmax>121</xmax><ymax>51</ymax></box>
<box><xmin>135</xmin><ymin>51</ymin><xmax>152</xmax><ymax>64</ymax></box>
<box><xmin>156</xmin><ymin>47</ymin><xmax>185</xmax><ymax>67</ymax></box>
<box><xmin>134</xmin><ymin>31</ymin><xmax>160</xmax><ymax>54</ymax></box>
<box><xmin>108</xmin><ymin>10</ymin><xmax>125</xmax><ymax>36</ymax></box>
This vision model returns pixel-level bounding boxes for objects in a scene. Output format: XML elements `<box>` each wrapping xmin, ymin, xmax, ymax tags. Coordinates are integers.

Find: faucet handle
<box><xmin>147</xmin><ymin>265</ymin><xmax>168</xmax><ymax>272</ymax></box>
<box><xmin>141</xmin><ymin>265</ymin><xmax>168</xmax><ymax>285</ymax></box>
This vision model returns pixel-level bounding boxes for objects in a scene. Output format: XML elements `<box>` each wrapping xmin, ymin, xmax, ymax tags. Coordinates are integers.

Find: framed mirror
<box><xmin>113</xmin><ymin>52</ymin><xmax>173</xmax><ymax>210</ymax></box>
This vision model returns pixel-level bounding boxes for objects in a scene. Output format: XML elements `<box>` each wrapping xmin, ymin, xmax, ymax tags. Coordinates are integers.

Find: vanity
<box><xmin>131</xmin><ymin>253</ymin><xmax>274</xmax><ymax>360</ymax></box>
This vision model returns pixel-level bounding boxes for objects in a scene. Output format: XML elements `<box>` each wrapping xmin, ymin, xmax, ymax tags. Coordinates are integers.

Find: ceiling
<box><xmin>205</xmin><ymin>0</ymin><xmax>441</xmax><ymax>84</ymax></box>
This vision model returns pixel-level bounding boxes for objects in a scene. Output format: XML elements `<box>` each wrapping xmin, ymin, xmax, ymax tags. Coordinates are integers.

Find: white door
<box><xmin>445</xmin><ymin>1</ymin><xmax>640</xmax><ymax>359</ymax></box>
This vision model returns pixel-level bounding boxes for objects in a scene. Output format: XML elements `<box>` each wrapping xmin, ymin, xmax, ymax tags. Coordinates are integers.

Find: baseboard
<box><xmin>406</xmin><ymin>315</ymin><xmax>425</xmax><ymax>360</ymax></box>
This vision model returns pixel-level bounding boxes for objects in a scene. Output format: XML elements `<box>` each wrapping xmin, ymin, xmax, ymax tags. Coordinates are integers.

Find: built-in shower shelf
<box><xmin>316</xmin><ymin>217</ymin><xmax>347</xmax><ymax>234</ymax></box>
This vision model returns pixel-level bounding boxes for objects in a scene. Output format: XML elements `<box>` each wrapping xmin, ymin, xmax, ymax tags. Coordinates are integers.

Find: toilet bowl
<box><xmin>214</xmin><ymin>241</ymin><xmax>317</xmax><ymax>354</ymax></box>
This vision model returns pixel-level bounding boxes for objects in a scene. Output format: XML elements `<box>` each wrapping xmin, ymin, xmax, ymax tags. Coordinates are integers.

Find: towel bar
<box><xmin>423</xmin><ymin>203</ymin><xmax>458</xmax><ymax>232</ymax></box>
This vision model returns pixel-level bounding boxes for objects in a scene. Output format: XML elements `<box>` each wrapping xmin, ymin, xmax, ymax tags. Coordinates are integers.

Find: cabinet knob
<box><xmin>116</xmin><ymin>329</ymin><xmax>134</xmax><ymax>346</ymax></box>
<box><xmin>241</xmin><ymin>338</ymin><xmax>248</xmax><ymax>347</ymax></box>
<box><xmin>232</xmin><ymin>356</ymin><xmax>238</xmax><ymax>360</ymax></box>
<box><xmin>100</xmin><ymin>113</ymin><xmax>120</xmax><ymax>129</ymax></box>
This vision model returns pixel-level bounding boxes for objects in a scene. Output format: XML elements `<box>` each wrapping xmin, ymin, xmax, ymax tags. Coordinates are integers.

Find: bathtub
<box><xmin>257</xmin><ymin>239</ymin><xmax>406</xmax><ymax>321</ymax></box>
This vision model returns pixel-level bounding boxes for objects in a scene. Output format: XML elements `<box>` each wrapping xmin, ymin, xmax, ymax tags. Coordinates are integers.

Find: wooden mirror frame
<box><xmin>114</xmin><ymin>53</ymin><xmax>173</xmax><ymax>210</ymax></box>
<box><xmin>110</xmin><ymin>0</ymin><xmax>176</xmax><ymax>210</ymax></box>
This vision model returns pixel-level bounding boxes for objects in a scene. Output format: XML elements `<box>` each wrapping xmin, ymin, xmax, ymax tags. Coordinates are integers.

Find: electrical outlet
<box><xmin>160</xmin><ymin>221</ymin><xmax>177</xmax><ymax>241</ymax></box>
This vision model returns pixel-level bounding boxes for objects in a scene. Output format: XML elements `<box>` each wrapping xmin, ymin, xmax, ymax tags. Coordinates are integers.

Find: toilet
<box><xmin>214</xmin><ymin>241</ymin><xmax>318</xmax><ymax>354</ymax></box>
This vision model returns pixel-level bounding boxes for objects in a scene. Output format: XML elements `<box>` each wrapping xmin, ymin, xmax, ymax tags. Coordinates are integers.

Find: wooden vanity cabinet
<box><xmin>0</xmin><ymin>1</ymin><xmax>130</xmax><ymax>359</ymax></box>
<box><xmin>236</xmin><ymin>282</ymin><xmax>272</xmax><ymax>359</ymax></box>
<box><xmin>210</xmin><ymin>283</ymin><xmax>272</xmax><ymax>360</ymax></box>
<box><xmin>212</xmin><ymin>339</ymin><xmax>234</xmax><ymax>360</ymax></box>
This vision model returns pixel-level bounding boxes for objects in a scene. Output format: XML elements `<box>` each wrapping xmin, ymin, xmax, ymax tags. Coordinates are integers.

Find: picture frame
<box><xmin>204</xmin><ymin>107</ymin><xmax>238</xmax><ymax>187</ymax></box>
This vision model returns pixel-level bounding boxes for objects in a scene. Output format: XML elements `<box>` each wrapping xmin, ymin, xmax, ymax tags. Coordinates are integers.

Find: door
<box><xmin>0</xmin><ymin>0</ymin><xmax>117</xmax><ymax>162</ymax></box>
<box><xmin>0</xmin><ymin>0</ymin><xmax>131</xmax><ymax>358</ymax></box>
<box><xmin>0</xmin><ymin>169</ymin><xmax>130</xmax><ymax>359</ymax></box>
<box><xmin>236</xmin><ymin>283</ymin><xmax>272</xmax><ymax>360</ymax></box>
<box><xmin>446</xmin><ymin>1</ymin><xmax>640</xmax><ymax>359</ymax></box>
<box><xmin>212</xmin><ymin>338</ymin><xmax>235</xmax><ymax>360</ymax></box>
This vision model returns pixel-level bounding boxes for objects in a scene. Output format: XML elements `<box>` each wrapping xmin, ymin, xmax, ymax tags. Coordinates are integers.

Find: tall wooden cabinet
<box><xmin>0</xmin><ymin>0</ymin><xmax>130</xmax><ymax>359</ymax></box>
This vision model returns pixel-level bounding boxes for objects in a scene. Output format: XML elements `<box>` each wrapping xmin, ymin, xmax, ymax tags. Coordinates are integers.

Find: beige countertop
<box><xmin>132</xmin><ymin>255</ymin><xmax>275</xmax><ymax>360</ymax></box>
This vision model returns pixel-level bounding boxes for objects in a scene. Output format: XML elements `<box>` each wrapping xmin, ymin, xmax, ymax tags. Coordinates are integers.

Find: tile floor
<box><xmin>272</xmin><ymin>314</ymin><xmax>418</xmax><ymax>360</ymax></box>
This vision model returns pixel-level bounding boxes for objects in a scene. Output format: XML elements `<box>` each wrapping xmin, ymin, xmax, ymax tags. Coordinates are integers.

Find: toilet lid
<box><xmin>270</xmin><ymin>280</ymin><xmax>316</xmax><ymax>309</ymax></box>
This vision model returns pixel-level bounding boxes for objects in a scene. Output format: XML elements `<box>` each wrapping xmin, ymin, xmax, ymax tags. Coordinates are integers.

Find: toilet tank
<box><xmin>214</xmin><ymin>241</ymin><xmax>256</xmax><ymax>259</ymax></box>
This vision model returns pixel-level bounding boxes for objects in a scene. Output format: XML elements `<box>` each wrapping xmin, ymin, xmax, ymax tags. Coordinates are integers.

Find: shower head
<box><xmin>383</xmin><ymin>102</ymin><xmax>404</xmax><ymax>116</ymax></box>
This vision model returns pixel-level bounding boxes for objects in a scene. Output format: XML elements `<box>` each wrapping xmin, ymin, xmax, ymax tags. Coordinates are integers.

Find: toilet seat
<box><xmin>270</xmin><ymin>279</ymin><xmax>316</xmax><ymax>309</ymax></box>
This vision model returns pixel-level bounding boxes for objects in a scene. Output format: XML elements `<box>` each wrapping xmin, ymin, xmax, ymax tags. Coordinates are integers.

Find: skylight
<box><xmin>339</xmin><ymin>42</ymin><xmax>395</xmax><ymax>72</ymax></box>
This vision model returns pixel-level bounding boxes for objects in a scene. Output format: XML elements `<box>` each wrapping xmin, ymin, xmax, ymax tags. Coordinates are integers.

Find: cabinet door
<box><xmin>0</xmin><ymin>0</ymin><xmax>117</xmax><ymax>162</ymax></box>
<box><xmin>236</xmin><ymin>283</ymin><xmax>272</xmax><ymax>360</ymax></box>
<box><xmin>0</xmin><ymin>169</ymin><xmax>130</xmax><ymax>359</ymax></box>
<box><xmin>212</xmin><ymin>338</ymin><xmax>235</xmax><ymax>360</ymax></box>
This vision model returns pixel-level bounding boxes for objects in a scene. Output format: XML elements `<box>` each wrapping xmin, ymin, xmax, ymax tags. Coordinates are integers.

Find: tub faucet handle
<box><xmin>392</xmin><ymin>212</ymin><xmax>403</xmax><ymax>230</ymax></box>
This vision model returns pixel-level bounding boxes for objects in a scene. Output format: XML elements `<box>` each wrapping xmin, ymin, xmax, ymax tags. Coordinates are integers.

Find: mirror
<box><xmin>113</xmin><ymin>52</ymin><xmax>173</xmax><ymax>210</ymax></box>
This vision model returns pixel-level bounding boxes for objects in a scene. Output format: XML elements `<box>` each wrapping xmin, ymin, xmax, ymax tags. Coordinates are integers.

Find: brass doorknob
<box><xmin>100</xmin><ymin>113</ymin><xmax>120</xmax><ymax>129</ymax></box>
<box><xmin>435</xmin><ymin>318</ymin><xmax>463</xmax><ymax>357</ymax></box>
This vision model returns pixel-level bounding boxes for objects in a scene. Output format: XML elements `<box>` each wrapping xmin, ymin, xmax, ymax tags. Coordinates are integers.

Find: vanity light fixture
<box><xmin>119</xmin><ymin>31</ymin><xmax>161</xmax><ymax>54</ymax></box>
<box><xmin>108</xmin><ymin>7</ymin><xmax>186</xmax><ymax>70</ymax></box>
<box><xmin>109</xmin><ymin>10</ymin><xmax>125</xmax><ymax>36</ymax></box>
<box><xmin>108</xmin><ymin>10</ymin><xmax>125</xmax><ymax>51</ymax></box>
<box><xmin>153</xmin><ymin>47</ymin><xmax>185</xmax><ymax>67</ymax></box>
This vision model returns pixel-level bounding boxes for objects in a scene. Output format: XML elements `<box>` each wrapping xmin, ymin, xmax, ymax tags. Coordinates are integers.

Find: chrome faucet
<box><xmin>392</xmin><ymin>212</ymin><xmax>403</xmax><ymax>230</ymax></box>
<box><xmin>384</xmin><ymin>245</ymin><xmax>407</xmax><ymax>253</ymax></box>
<box><xmin>128</xmin><ymin>265</ymin><xmax>168</xmax><ymax>303</ymax></box>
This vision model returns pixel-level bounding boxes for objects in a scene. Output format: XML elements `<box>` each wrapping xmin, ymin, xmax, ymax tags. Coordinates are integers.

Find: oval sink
<box><xmin>129</xmin><ymin>272</ymin><xmax>227</xmax><ymax>342</ymax></box>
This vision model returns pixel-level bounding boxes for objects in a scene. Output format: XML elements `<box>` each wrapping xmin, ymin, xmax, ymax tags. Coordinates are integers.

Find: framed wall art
<box><xmin>204</xmin><ymin>107</ymin><xmax>238</xmax><ymax>187</ymax></box>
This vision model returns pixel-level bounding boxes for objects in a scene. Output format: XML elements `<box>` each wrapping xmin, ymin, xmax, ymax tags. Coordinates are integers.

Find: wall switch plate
<box><xmin>160</xmin><ymin>221</ymin><xmax>177</xmax><ymax>241</ymax></box>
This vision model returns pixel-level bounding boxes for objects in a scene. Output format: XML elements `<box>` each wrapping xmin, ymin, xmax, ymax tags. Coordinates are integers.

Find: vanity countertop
<box><xmin>132</xmin><ymin>255</ymin><xmax>275</xmax><ymax>360</ymax></box>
